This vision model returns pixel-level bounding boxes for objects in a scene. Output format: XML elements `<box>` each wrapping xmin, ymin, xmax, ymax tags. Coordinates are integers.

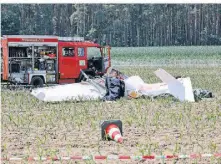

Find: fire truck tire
<box><xmin>31</xmin><ymin>76</ymin><xmax>44</xmax><ymax>88</ymax></box>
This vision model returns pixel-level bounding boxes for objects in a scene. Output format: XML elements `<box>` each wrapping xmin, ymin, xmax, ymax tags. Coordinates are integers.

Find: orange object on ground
<box><xmin>101</xmin><ymin>120</ymin><xmax>123</xmax><ymax>143</ymax></box>
<box><xmin>105</xmin><ymin>124</ymin><xmax>123</xmax><ymax>143</ymax></box>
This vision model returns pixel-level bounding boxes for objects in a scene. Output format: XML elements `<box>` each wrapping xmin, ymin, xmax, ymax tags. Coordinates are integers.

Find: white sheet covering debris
<box><xmin>31</xmin><ymin>68</ymin><xmax>195</xmax><ymax>102</ymax></box>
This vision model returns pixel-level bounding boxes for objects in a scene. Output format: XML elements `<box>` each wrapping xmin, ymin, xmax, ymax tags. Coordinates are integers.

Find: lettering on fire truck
<box><xmin>21</xmin><ymin>38</ymin><xmax>44</xmax><ymax>42</ymax></box>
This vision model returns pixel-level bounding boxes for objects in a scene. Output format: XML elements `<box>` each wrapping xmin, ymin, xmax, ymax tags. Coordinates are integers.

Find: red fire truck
<box><xmin>1</xmin><ymin>35</ymin><xmax>111</xmax><ymax>87</ymax></box>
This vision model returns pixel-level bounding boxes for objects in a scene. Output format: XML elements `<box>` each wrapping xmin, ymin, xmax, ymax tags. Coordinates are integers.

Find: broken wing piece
<box><xmin>31</xmin><ymin>82</ymin><xmax>105</xmax><ymax>102</ymax></box>
<box><xmin>154</xmin><ymin>68</ymin><xmax>195</xmax><ymax>102</ymax></box>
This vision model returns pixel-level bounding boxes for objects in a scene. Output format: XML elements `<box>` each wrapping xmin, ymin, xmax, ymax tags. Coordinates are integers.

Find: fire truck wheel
<box><xmin>31</xmin><ymin>76</ymin><xmax>44</xmax><ymax>88</ymax></box>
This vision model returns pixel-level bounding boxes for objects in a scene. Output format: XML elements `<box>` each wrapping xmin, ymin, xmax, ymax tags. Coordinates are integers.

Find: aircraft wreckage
<box><xmin>31</xmin><ymin>68</ymin><xmax>199</xmax><ymax>102</ymax></box>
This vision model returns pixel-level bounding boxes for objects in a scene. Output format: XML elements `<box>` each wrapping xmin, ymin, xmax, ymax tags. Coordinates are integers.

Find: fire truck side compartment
<box><xmin>7</xmin><ymin>43</ymin><xmax>57</xmax><ymax>84</ymax></box>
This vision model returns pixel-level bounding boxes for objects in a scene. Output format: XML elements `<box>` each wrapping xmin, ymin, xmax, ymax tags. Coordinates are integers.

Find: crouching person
<box><xmin>102</xmin><ymin>69</ymin><xmax>125</xmax><ymax>102</ymax></box>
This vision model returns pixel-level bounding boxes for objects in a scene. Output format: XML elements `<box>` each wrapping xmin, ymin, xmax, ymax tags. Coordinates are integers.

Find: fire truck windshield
<box><xmin>87</xmin><ymin>47</ymin><xmax>101</xmax><ymax>58</ymax></box>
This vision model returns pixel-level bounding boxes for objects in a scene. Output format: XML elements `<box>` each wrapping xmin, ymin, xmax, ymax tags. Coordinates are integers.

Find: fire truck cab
<box><xmin>1</xmin><ymin>35</ymin><xmax>111</xmax><ymax>87</ymax></box>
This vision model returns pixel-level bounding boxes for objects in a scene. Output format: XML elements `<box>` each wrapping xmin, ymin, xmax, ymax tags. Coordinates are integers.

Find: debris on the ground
<box><xmin>124</xmin><ymin>68</ymin><xmax>195</xmax><ymax>102</ymax></box>
<box><xmin>124</xmin><ymin>75</ymin><xmax>170</xmax><ymax>98</ymax></box>
<box><xmin>193</xmin><ymin>88</ymin><xmax>214</xmax><ymax>102</ymax></box>
<box><xmin>155</xmin><ymin>68</ymin><xmax>195</xmax><ymax>102</ymax></box>
<box><xmin>30</xmin><ymin>82</ymin><xmax>104</xmax><ymax>102</ymax></box>
<box><xmin>30</xmin><ymin>68</ymin><xmax>213</xmax><ymax>102</ymax></box>
<box><xmin>101</xmin><ymin>120</ymin><xmax>123</xmax><ymax>143</ymax></box>
<box><xmin>31</xmin><ymin>70</ymin><xmax>106</xmax><ymax>102</ymax></box>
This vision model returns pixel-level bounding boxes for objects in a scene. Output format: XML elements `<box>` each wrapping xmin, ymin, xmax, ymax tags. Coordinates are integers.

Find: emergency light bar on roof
<box><xmin>58</xmin><ymin>37</ymin><xmax>84</xmax><ymax>42</ymax></box>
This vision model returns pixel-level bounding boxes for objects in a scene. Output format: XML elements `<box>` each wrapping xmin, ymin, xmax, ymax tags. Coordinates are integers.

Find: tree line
<box><xmin>1</xmin><ymin>4</ymin><xmax>221</xmax><ymax>46</ymax></box>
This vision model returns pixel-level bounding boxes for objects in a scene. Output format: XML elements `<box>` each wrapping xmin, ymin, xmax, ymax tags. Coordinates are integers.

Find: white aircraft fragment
<box><xmin>154</xmin><ymin>68</ymin><xmax>195</xmax><ymax>102</ymax></box>
<box><xmin>124</xmin><ymin>76</ymin><xmax>170</xmax><ymax>98</ymax></box>
<box><xmin>30</xmin><ymin>82</ymin><xmax>106</xmax><ymax>102</ymax></box>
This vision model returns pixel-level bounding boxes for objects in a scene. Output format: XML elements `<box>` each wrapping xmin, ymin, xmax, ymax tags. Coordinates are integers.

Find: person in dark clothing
<box><xmin>102</xmin><ymin>69</ymin><xmax>124</xmax><ymax>101</ymax></box>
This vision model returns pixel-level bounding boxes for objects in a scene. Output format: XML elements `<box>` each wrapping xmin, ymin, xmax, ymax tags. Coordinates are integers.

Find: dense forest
<box><xmin>1</xmin><ymin>4</ymin><xmax>221</xmax><ymax>46</ymax></box>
